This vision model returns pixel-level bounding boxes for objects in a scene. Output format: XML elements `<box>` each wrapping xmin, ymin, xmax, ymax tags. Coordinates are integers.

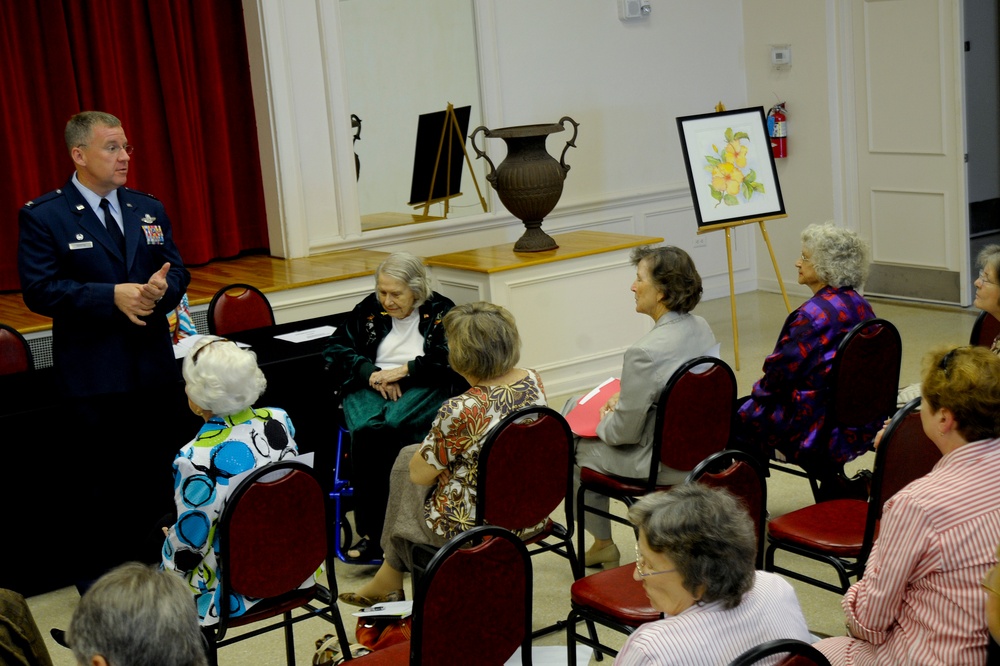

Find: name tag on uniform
<box><xmin>142</xmin><ymin>225</ymin><xmax>165</xmax><ymax>245</ymax></box>
<box><xmin>69</xmin><ymin>241</ymin><xmax>94</xmax><ymax>250</ymax></box>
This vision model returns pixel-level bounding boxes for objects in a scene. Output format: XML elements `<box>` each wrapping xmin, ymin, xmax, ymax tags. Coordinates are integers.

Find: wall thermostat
<box><xmin>771</xmin><ymin>45</ymin><xmax>792</xmax><ymax>69</ymax></box>
<box><xmin>619</xmin><ymin>0</ymin><xmax>651</xmax><ymax>21</ymax></box>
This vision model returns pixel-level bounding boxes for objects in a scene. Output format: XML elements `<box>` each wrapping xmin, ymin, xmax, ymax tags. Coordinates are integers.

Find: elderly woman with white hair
<box><xmin>736</xmin><ymin>223</ymin><xmax>876</xmax><ymax>500</ymax></box>
<box><xmin>323</xmin><ymin>252</ymin><xmax>465</xmax><ymax>562</ymax></box>
<box><xmin>161</xmin><ymin>336</ymin><xmax>299</xmax><ymax>625</ymax></box>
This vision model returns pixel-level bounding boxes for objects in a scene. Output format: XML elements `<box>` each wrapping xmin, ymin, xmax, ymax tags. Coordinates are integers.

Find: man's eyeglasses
<box><xmin>77</xmin><ymin>143</ymin><xmax>134</xmax><ymax>156</ymax></box>
<box><xmin>634</xmin><ymin>544</ymin><xmax>676</xmax><ymax>578</ymax></box>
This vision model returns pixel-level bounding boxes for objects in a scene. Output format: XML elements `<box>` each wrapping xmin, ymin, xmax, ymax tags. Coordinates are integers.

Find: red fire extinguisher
<box><xmin>767</xmin><ymin>102</ymin><xmax>787</xmax><ymax>159</ymax></box>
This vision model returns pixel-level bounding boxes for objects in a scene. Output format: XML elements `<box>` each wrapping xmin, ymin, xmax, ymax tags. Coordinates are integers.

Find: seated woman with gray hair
<box><xmin>68</xmin><ymin>562</ymin><xmax>207</xmax><ymax>666</ymax></box>
<box><xmin>338</xmin><ymin>302</ymin><xmax>546</xmax><ymax>606</ymax></box>
<box><xmin>323</xmin><ymin>252</ymin><xmax>466</xmax><ymax>563</ymax></box>
<box><xmin>736</xmin><ymin>223</ymin><xmax>875</xmax><ymax>499</ymax></box>
<box><xmin>616</xmin><ymin>485</ymin><xmax>812</xmax><ymax>665</ymax></box>
<box><xmin>161</xmin><ymin>336</ymin><xmax>299</xmax><ymax>626</ymax></box>
<box><xmin>974</xmin><ymin>244</ymin><xmax>1000</xmax><ymax>351</ymax></box>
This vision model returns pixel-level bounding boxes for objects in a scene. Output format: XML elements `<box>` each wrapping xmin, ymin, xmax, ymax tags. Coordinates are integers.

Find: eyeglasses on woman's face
<box><xmin>979</xmin><ymin>270</ymin><xmax>998</xmax><ymax>286</ymax></box>
<box><xmin>634</xmin><ymin>543</ymin><xmax>676</xmax><ymax>578</ymax></box>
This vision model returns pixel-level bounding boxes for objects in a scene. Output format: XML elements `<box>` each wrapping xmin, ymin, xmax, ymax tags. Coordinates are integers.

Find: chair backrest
<box><xmin>829</xmin><ymin>318</ymin><xmax>902</xmax><ymax>430</ymax></box>
<box><xmin>971</xmin><ymin>310</ymin><xmax>1000</xmax><ymax>349</ymax></box>
<box><xmin>207</xmin><ymin>283</ymin><xmax>275</xmax><ymax>336</ymax></box>
<box><xmin>686</xmin><ymin>450</ymin><xmax>767</xmax><ymax>568</ymax></box>
<box><xmin>654</xmin><ymin>356</ymin><xmax>737</xmax><ymax>481</ymax></box>
<box><xmin>477</xmin><ymin>406</ymin><xmax>574</xmax><ymax>532</ymax></box>
<box><xmin>0</xmin><ymin>324</ymin><xmax>33</xmax><ymax>375</ymax></box>
<box><xmin>217</xmin><ymin>460</ymin><xmax>327</xmax><ymax>623</ymax></box>
<box><xmin>411</xmin><ymin>525</ymin><xmax>532</xmax><ymax>666</ymax></box>
<box><xmin>860</xmin><ymin>397</ymin><xmax>942</xmax><ymax>560</ymax></box>
<box><xmin>728</xmin><ymin>638</ymin><xmax>831</xmax><ymax>666</ymax></box>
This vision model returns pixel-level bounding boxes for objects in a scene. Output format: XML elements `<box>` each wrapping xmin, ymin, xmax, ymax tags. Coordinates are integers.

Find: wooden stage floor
<box><xmin>1</xmin><ymin>250</ymin><xmax>390</xmax><ymax>334</ymax></box>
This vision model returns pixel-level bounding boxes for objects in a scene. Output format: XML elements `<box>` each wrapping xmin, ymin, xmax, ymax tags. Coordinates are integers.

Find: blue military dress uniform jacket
<box><xmin>17</xmin><ymin>177</ymin><xmax>190</xmax><ymax>397</ymax></box>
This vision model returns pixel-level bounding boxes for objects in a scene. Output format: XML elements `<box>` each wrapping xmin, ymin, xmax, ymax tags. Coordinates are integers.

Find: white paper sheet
<box><xmin>274</xmin><ymin>325</ymin><xmax>336</xmax><ymax>343</ymax></box>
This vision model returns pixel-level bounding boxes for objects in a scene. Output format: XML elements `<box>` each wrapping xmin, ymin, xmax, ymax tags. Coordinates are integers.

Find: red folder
<box><xmin>565</xmin><ymin>377</ymin><xmax>621</xmax><ymax>438</ymax></box>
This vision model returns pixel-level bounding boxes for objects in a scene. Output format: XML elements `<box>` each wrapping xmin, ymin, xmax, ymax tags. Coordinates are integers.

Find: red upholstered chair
<box><xmin>769</xmin><ymin>318</ymin><xmax>902</xmax><ymax>502</ymax></box>
<box><xmin>411</xmin><ymin>406</ymin><xmax>581</xmax><ymax>638</ymax></box>
<box><xmin>0</xmin><ymin>324</ymin><xmax>33</xmax><ymax>374</ymax></box>
<box><xmin>971</xmin><ymin>309</ymin><xmax>1000</xmax><ymax>348</ymax></box>
<box><xmin>564</xmin><ymin>449</ymin><xmax>765</xmax><ymax>664</ymax></box>
<box><xmin>202</xmin><ymin>460</ymin><xmax>353</xmax><ymax>666</ymax></box>
<box><xmin>576</xmin><ymin>356</ymin><xmax>737</xmax><ymax>575</ymax></box>
<box><xmin>207</xmin><ymin>283</ymin><xmax>275</xmax><ymax>335</ymax></box>
<box><xmin>353</xmin><ymin>525</ymin><xmax>533</xmax><ymax>666</ymax></box>
<box><xmin>764</xmin><ymin>397</ymin><xmax>941</xmax><ymax>594</ymax></box>
<box><xmin>728</xmin><ymin>639</ymin><xmax>832</xmax><ymax>666</ymax></box>
<box><xmin>686</xmin><ymin>450</ymin><xmax>767</xmax><ymax>568</ymax></box>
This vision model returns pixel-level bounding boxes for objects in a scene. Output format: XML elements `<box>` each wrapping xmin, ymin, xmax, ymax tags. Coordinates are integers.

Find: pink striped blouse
<box><xmin>816</xmin><ymin>437</ymin><xmax>1000</xmax><ymax>665</ymax></box>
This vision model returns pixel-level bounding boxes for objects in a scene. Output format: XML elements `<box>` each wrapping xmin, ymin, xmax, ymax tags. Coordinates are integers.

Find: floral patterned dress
<box><xmin>419</xmin><ymin>369</ymin><xmax>546</xmax><ymax>539</ymax></box>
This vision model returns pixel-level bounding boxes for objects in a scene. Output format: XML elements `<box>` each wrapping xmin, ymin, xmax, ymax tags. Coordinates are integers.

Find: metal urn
<box><xmin>470</xmin><ymin>116</ymin><xmax>579</xmax><ymax>252</ymax></box>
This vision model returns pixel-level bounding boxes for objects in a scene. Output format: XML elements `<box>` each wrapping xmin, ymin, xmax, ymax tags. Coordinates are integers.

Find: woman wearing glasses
<box><xmin>735</xmin><ymin>222</ymin><xmax>875</xmax><ymax>500</ymax></box>
<box><xmin>974</xmin><ymin>245</ymin><xmax>1000</xmax><ymax>352</ymax></box>
<box><xmin>160</xmin><ymin>336</ymin><xmax>301</xmax><ymax>626</ymax></box>
<box><xmin>816</xmin><ymin>345</ymin><xmax>1000</xmax><ymax>665</ymax></box>
<box><xmin>616</xmin><ymin>485</ymin><xmax>811</xmax><ymax>665</ymax></box>
<box><xmin>895</xmin><ymin>245</ymin><xmax>1000</xmax><ymax>407</ymax></box>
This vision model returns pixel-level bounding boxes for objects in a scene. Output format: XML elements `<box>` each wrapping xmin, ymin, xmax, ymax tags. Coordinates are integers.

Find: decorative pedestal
<box><xmin>426</xmin><ymin>231</ymin><xmax>662</xmax><ymax>396</ymax></box>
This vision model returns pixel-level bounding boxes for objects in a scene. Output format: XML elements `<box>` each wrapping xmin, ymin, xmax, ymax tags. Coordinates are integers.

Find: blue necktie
<box><xmin>100</xmin><ymin>198</ymin><xmax>125</xmax><ymax>255</ymax></box>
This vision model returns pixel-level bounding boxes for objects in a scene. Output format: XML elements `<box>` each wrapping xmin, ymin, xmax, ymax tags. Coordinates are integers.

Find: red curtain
<box><xmin>0</xmin><ymin>0</ymin><xmax>269</xmax><ymax>292</ymax></box>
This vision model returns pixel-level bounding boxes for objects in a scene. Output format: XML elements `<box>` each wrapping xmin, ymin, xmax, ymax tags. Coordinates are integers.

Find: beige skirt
<box><xmin>378</xmin><ymin>443</ymin><xmax>449</xmax><ymax>572</ymax></box>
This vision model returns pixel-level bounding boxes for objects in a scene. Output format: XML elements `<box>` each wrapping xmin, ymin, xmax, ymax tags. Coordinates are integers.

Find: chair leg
<box><xmin>587</xmin><ymin>619</ymin><xmax>604</xmax><ymax>662</ymax></box>
<box><xmin>576</xmin><ymin>486</ymin><xmax>588</xmax><ymax>577</ymax></box>
<box><xmin>565</xmin><ymin>610</ymin><xmax>607</xmax><ymax>663</ymax></box>
<box><xmin>284</xmin><ymin>611</ymin><xmax>296</xmax><ymax>666</ymax></box>
<box><xmin>567</xmin><ymin>610</ymin><xmax>579</xmax><ymax>666</ymax></box>
<box><xmin>202</xmin><ymin>630</ymin><xmax>218</xmax><ymax>666</ymax></box>
<box><xmin>329</xmin><ymin>607</ymin><xmax>354</xmax><ymax>662</ymax></box>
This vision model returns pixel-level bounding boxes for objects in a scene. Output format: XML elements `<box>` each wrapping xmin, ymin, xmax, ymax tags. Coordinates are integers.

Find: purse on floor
<box><xmin>355</xmin><ymin>615</ymin><xmax>412</xmax><ymax>651</ymax></box>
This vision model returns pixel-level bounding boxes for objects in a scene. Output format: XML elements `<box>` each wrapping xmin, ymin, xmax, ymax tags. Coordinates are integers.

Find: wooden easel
<box><xmin>415</xmin><ymin>103</ymin><xmax>487</xmax><ymax>218</ymax></box>
<box><xmin>700</xmin><ymin>215</ymin><xmax>792</xmax><ymax>370</ymax></box>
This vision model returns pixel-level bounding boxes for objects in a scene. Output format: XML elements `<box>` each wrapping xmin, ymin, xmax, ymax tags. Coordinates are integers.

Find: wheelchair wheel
<box><xmin>339</xmin><ymin>513</ymin><xmax>354</xmax><ymax>555</ymax></box>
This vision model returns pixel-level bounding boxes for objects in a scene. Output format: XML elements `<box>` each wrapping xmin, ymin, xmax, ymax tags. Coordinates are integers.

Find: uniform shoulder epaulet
<box><xmin>121</xmin><ymin>186</ymin><xmax>160</xmax><ymax>201</ymax></box>
<box><xmin>22</xmin><ymin>189</ymin><xmax>63</xmax><ymax>209</ymax></box>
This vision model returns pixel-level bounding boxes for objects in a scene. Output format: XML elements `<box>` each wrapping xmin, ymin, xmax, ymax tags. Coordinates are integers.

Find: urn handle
<box><xmin>470</xmin><ymin>125</ymin><xmax>498</xmax><ymax>186</ymax></box>
<box><xmin>557</xmin><ymin>116</ymin><xmax>580</xmax><ymax>176</ymax></box>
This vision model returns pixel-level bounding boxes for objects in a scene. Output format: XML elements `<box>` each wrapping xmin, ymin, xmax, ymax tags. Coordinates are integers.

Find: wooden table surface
<box><xmin>425</xmin><ymin>230</ymin><xmax>663</xmax><ymax>273</ymax></box>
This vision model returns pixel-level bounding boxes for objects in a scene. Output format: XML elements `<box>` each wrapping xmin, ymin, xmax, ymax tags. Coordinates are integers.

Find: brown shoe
<box><xmin>338</xmin><ymin>588</ymin><xmax>405</xmax><ymax>609</ymax></box>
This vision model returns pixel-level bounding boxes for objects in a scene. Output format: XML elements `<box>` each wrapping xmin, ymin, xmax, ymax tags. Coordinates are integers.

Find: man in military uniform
<box><xmin>17</xmin><ymin>111</ymin><xmax>192</xmax><ymax>585</ymax></box>
<box><xmin>18</xmin><ymin>110</ymin><xmax>189</xmax><ymax>397</ymax></box>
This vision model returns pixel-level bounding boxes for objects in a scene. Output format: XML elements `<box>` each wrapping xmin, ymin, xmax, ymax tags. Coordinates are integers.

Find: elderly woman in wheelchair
<box><xmin>323</xmin><ymin>252</ymin><xmax>466</xmax><ymax>564</ymax></box>
<box><xmin>338</xmin><ymin>302</ymin><xmax>546</xmax><ymax>607</ymax></box>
